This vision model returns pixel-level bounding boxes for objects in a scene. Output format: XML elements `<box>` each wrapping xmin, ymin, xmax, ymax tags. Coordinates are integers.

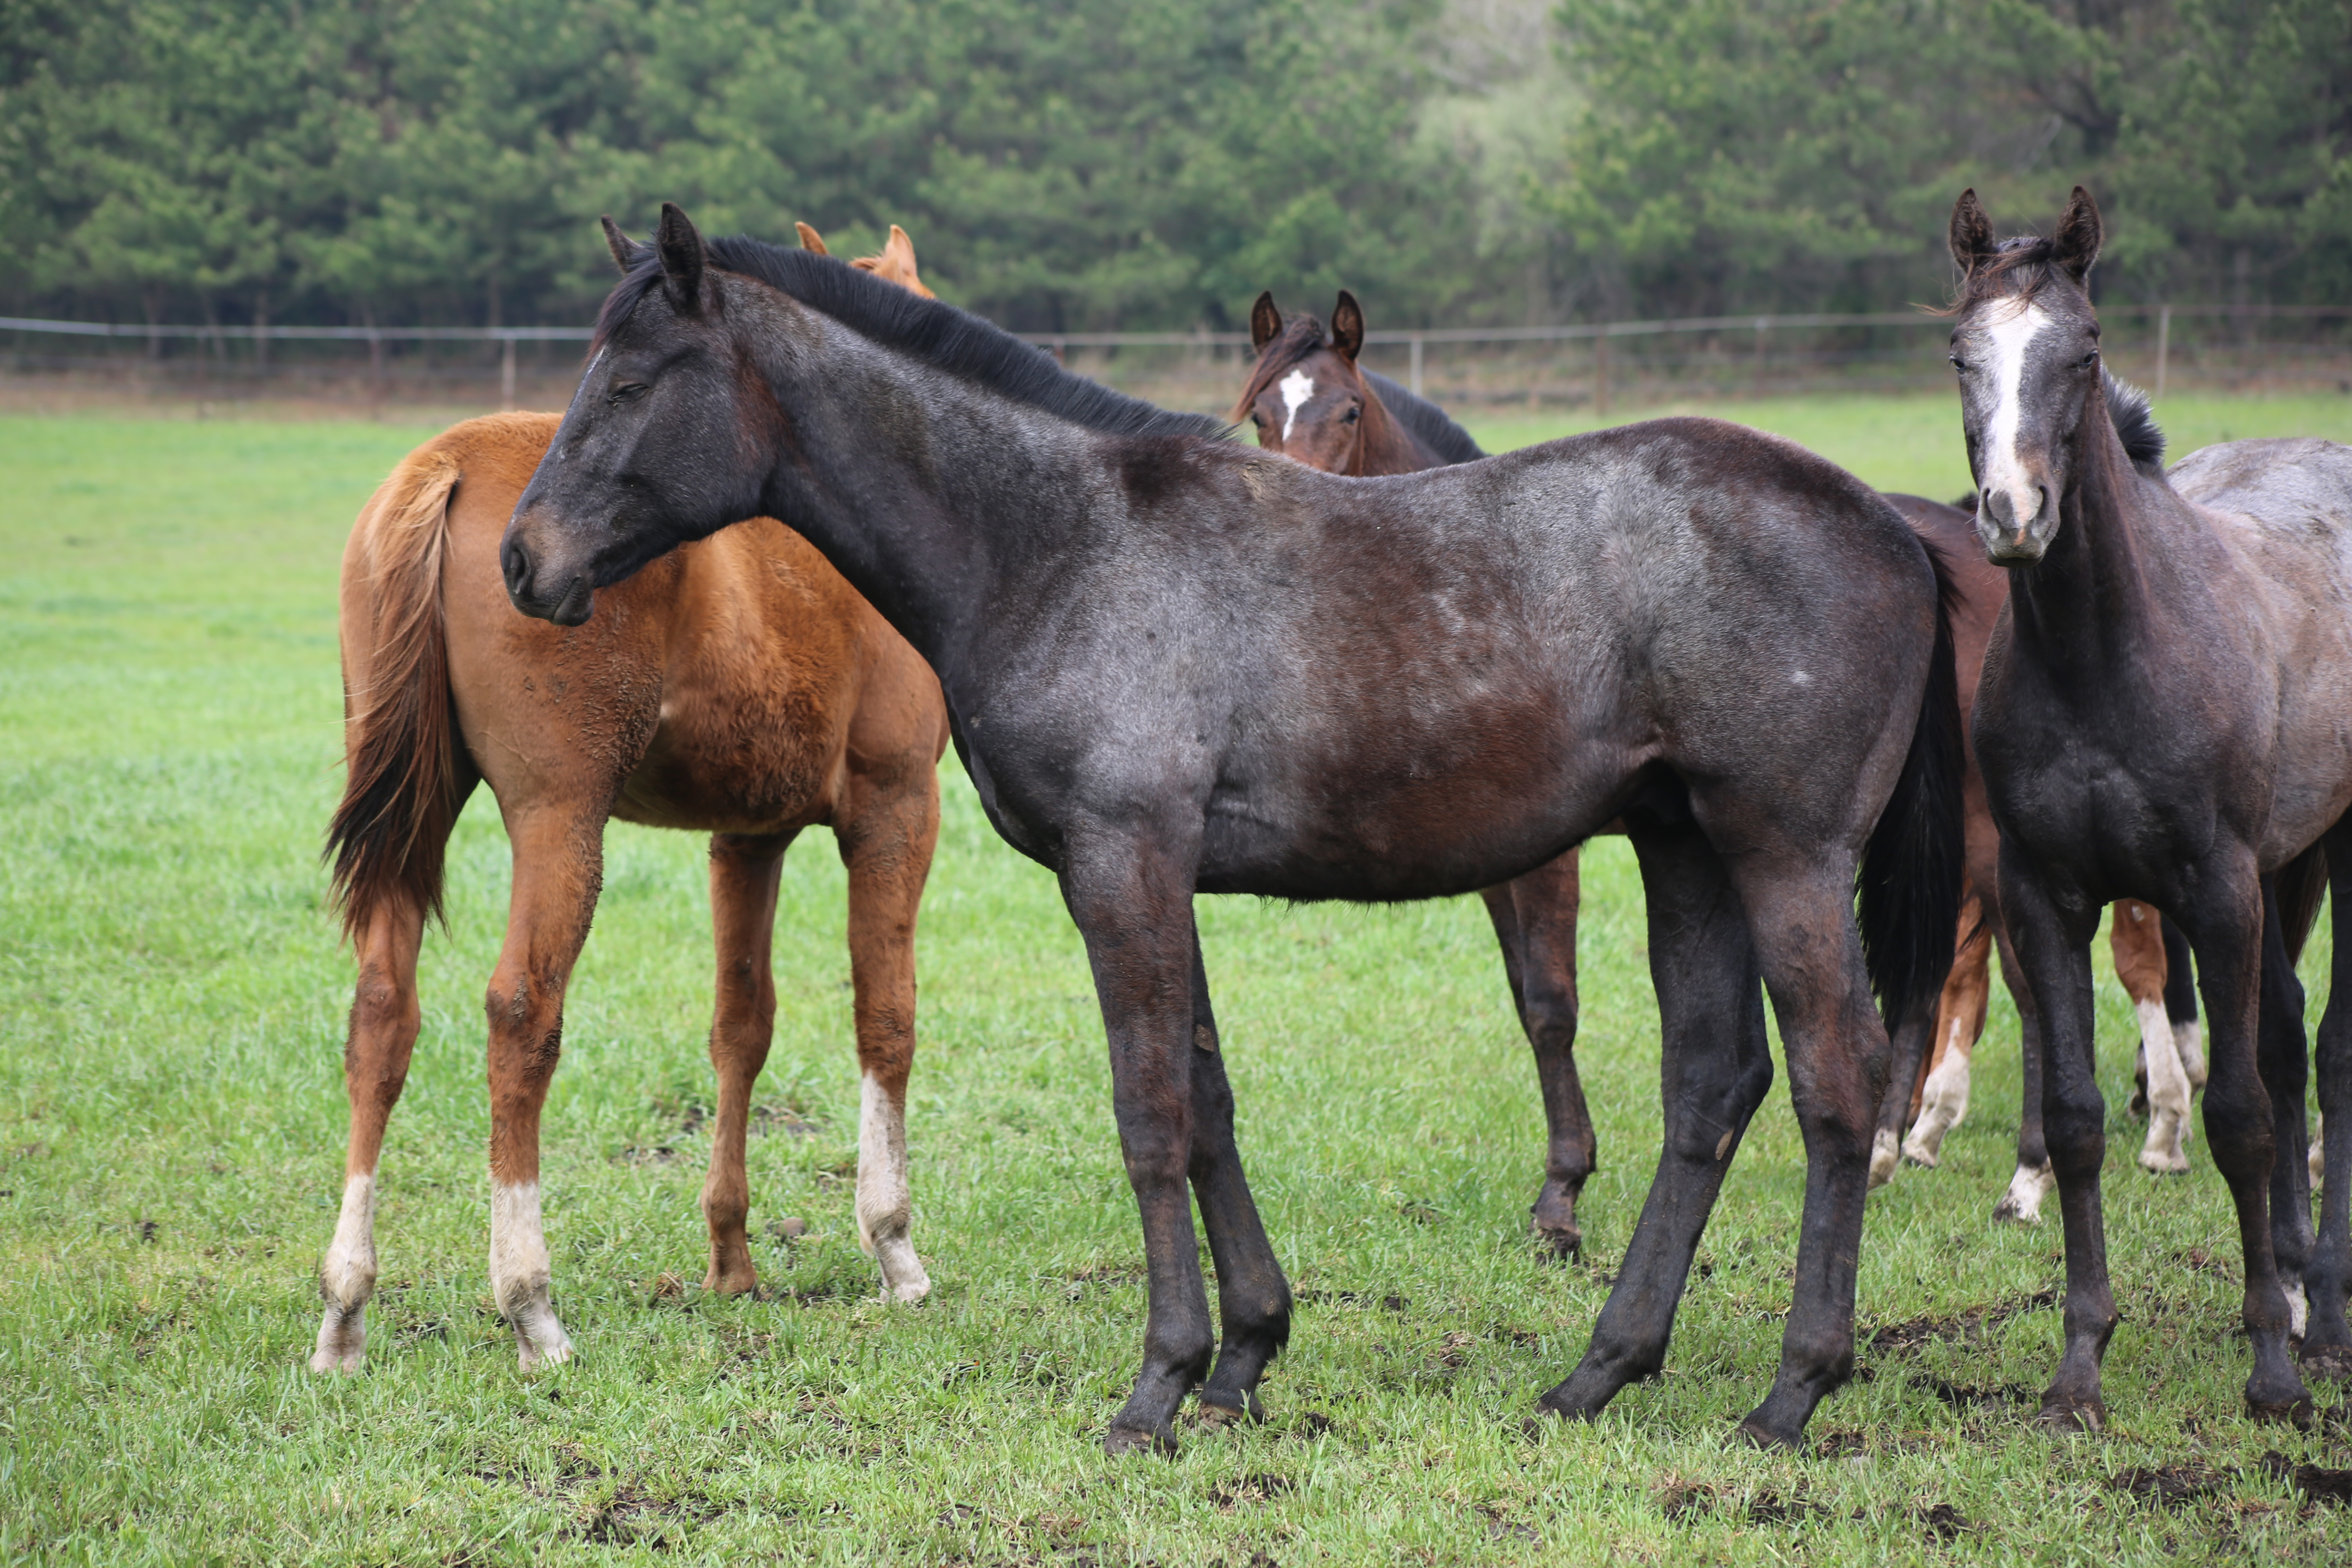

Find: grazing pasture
<box><xmin>4</xmin><ymin>401</ymin><xmax>2351</xmax><ymax>1561</ymax></box>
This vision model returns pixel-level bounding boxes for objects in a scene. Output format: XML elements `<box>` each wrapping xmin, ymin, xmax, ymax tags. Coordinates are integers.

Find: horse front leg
<box><xmin>700</xmin><ymin>831</ymin><xmax>794</xmax><ymax>1296</ymax></box>
<box><xmin>1482</xmin><ymin>850</ymin><xmax>1592</xmax><ymax>1257</ymax></box>
<box><xmin>1538</xmin><ymin>820</ymin><xmax>1770</xmax><ymax>1426</ymax></box>
<box><xmin>1990</xmin><ymin>915</ymin><xmax>2058</xmax><ymax>1225</ymax></box>
<box><xmin>1185</xmin><ymin>924</ymin><xmax>1292</xmax><ymax>1424</ymax></box>
<box><xmin>1998</xmin><ymin>850</ymin><xmax>2115</xmax><ymax>1427</ymax></box>
<box><xmin>1062</xmin><ymin>828</ymin><xmax>1216</xmax><ymax>1456</ymax></box>
<box><xmin>312</xmin><ymin>894</ymin><xmax>427</xmax><ymax>1373</ymax></box>
<box><xmin>484</xmin><ymin>805</ymin><xmax>605</xmax><ymax>1371</ymax></box>
<box><xmin>2179</xmin><ymin>862</ymin><xmax>2312</xmax><ymax>1425</ymax></box>
<box><xmin>2256</xmin><ymin>878</ymin><xmax>2316</xmax><ymax>1343</ymax></box>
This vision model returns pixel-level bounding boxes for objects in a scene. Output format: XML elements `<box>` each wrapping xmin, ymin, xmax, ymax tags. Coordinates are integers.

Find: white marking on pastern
<box><xmin>857</xmin><ymin>1072</ymin><xmax>931</xmax><ymax>1303</ymax></box>
<box><xmin>489</xmin><ymin>1180</ymin><xmax>572</xmax><ymax>1369</ymax></box>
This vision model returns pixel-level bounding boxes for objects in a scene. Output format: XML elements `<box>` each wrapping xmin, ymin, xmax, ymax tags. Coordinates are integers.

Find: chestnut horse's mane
<box><xmin>597</xmin><ymin>236</ymin><xmax>1227</xmax><ymax>444</ymax></box>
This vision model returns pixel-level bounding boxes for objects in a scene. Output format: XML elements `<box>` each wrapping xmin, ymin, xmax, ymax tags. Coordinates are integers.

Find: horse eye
<box><xmin>1949</xmin><ymin>356</ymin><xmax>1967</xmax><ymax>371</ymax></box>
<box><xmin>608</xmin><ymin>382</ymin><xmax>648</xmax><ymax>406</ymax></box>
<box><xmin>2080</xmin><ymin>351</ymin><xmax>2100</xmax><ymax>368</ymax></box>
<box><xmin>1342</xmin><ymin>406</ymin><xmax>1360</xmax><ymax>424</ymax></box>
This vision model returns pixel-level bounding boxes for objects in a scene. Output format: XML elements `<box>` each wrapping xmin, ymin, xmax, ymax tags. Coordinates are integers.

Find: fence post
<box><xmin>1753</xmin><ymin>317</ymin><xmax>1768</xmax><ymax>397</ymax></box>
<box><xmin>501</xmin><ymin>336</ymin><xmax>517</xmax><ymax>409</ymax></box>
<box><xmin>1594</xmin><ymin>332</ymin><xmax>1610</xmax><ymax>419</ymax></box>
<box><xmin>2154</xmin><ymin>304</ymin><xmax>2171</xmax><ymax>400</ymax></box>
<box><xmin>1409</xmin><ymin>333</ymin><xmax>1424</xmax><ymax>399</ymax></box>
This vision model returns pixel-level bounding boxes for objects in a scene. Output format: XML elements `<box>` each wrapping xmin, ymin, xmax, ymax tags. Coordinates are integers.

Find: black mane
<box><xmin>597</xmin><ymin>235</ymin><xmax>1227</xmax><ymax>444</ymax></box>
<box><xmin>2103</xmin><ymin>370</ymin><xmax>2166</xmax><ymax>478</ymax></box>
<box><xmin>1362</xmin><ymin>371</ymin><xmax>1484</xmax><ymax>465</ymax></box>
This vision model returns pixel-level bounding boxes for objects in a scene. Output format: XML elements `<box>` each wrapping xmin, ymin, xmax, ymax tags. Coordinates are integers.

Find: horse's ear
<box><xmin>795</xmin><ymin>221</ymin><xmax>829</xmax><ymax>255</ymax></box>
<box><xmin>1948</xmin><ymin>189</ymin><xmax>1996</xmax><ymax>275</ymax></box>
<box><xmin>2053</xmin><ymin>185</ymin><xmax>2102</xmax><ymax>282</ymax></box>
<box><xmin>601</xmin><ymin>216</ymin><xmax>647</xmax><ymax>275</ymax></box>
<box><xmin>883</xmin><ymin>225</ymin><xmax>935</xmax><ymax>297</ymax></box>
<box><xmin>1250</xmin><ymin>292</ymin><xmax>1282</xmax><ymax>353</ymax></box>
<box><xmin>1330</xmin><ymin>290</ymin><xmax>1364</xmax><ymax>362</ymax></box>
<box><xmin>656</xmin><ymin>202</ymin><xmax>706</xmax><ymax>308</ymax></box>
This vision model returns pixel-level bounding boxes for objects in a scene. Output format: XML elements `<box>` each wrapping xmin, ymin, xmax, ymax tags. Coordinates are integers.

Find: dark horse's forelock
<box><xmin>1945</xmin><ymin>235</ymin><xmax>2066</xmax><ymax>312</ymax></box>
<box><xmin>595</xmin><ymin>235</ymin><xmax>1227</xmax><ymax>443</ymax></box>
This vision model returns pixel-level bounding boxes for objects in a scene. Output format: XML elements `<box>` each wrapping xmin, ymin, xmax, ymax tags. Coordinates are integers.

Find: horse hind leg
<box><xmin>700</xmin><ymin>831</ymin><xmax>795</xmax><ymax>1296</ymax></box>
<box><xmin>1186</xmin><ymin>926</ymin><xmax>1292</xmax><ymax>1425</ymax></box>
<box><xmin>1483</xmin><ymin>853</ymin><xmax>1592</xmax><ymax>1257</ymax></box>
<box><xmin>312</xmin><ymin>895</ymin><xmax>427</xmax><ymax>1374</ymax></box>
<box><xmin>838</xmin><ymin>776</ymin><xmax>941</xmax><ymax>1304</ymax></box>
<box><xmin>483</xmin><ymin>805</ymin><xmax>606</xmax><ymax>1370</ymax></box>
<box><xmin>1539</xmin><ymin>820</ymin><xmax>1771</xmax><ymax>1430</ymax></box>
<box><xmin>2114</xmin><ymin>900</ymin><xmax>2192</xmax><ymax>1173</ymax></box>
<box><xmin>1898</xmin><ymin>896</ymin><xmax>1990</xmax><ymax>1170</ymax></box>
<box><xmin>2162</xmin><ymin>914</ymin><xmax>2207</xmax><ymax>1094</ymax></box>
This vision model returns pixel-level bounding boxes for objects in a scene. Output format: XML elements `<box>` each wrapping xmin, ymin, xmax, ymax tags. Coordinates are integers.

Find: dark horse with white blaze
<box><xmin>500</xmin><ymin>204</ymin><xmax>1963</xmax><ymax>1453</ymax></box>
<box><xmin>1952</xmin><ymin>186</ymin><xmax>2352</xmax><ymax>1430</ymax></box>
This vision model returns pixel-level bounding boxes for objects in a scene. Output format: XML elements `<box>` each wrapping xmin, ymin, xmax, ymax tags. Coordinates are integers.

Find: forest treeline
<box><xmin>1</xmin><ymin>0</ymin><xmax>2345</xmax><ymax>333</ymax></box>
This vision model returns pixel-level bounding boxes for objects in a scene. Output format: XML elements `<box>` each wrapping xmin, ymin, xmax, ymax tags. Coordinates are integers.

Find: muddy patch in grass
<box><xmin>1208</xmin><ymin>1474</ymin><xmax>1294</xmax><ymax>1510</ymax></box>
<box><xmin>1866</xmin><ymin>1289</ymin><xmax>2058</xmax><ymax>1355</ymax></box>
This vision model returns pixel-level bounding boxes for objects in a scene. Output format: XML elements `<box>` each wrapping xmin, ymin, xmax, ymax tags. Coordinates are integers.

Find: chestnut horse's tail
<box><xmin>325</xmin><ymin>439</ymin><xmax>478</xmax><ymax>943</ymax></box>
<box><xmin>1856</xmin><ymin>534</ymin><xmax>1967</xmax><ymax>1034</ymax></box>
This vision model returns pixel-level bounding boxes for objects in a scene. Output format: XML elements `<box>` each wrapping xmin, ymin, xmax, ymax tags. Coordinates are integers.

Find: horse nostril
<box><xmin>501</xmin><ymin>535</ymin><xmax>534</xmax><ymax>599</ymax></box>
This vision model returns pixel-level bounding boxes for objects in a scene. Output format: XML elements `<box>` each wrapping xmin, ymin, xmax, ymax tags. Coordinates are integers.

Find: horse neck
<box><xmin>1350</xmin><ymin>382</ymin><xmax>1441</xmax><ymax>476</ymax></box>
<box><xmin>750</xmin><ymin>326</ymin><xmax>1088</xmax><ymax>668</ymax></box>
<box><xmin>2003</xmin><ymin>393</ymin><xmax>2164</xmax><ymax>671</ymax></box>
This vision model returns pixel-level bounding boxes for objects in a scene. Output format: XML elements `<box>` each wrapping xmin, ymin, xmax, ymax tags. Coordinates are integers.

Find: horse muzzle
<box><xmin>500</xmin><ymin>530</ymin><xmax>598</xmax><ymax>626</ymax></box>
<box><xmin>1978</xmin><ymin>483</ymin><xmax>2053</xmax><ymax>565</ymax></box>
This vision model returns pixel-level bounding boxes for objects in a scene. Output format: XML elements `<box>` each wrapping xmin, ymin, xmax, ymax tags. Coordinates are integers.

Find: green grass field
<box><xmin>4</xmin><ymin>393</ymin><xmax>2352</xmax><ymax>1564</ymax></box>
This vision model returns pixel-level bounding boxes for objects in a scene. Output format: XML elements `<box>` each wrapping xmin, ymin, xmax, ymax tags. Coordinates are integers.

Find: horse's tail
<box><xmin>1857</xmin><ymin>534</ymin><xmax>1967</xmax><ymax>1035</ymax></box>
<box><xmin>2280</xmin><ymin>844</ymin><xmax>2329</xmax><ymax>967</ymax></box>
<box><xmin>325</xmin><ymin>439</ymin><xmax>477</xmax><ymax>944</ymax></box>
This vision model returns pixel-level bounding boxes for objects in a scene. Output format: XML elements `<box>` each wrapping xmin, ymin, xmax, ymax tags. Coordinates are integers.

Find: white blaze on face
<box><xmin>1977</xmin><ymin>300</ymin><xmax>2054</xmax><ymax>528</ymax></box>
<box><xmin>1278</xmin><ymin>370</ymin><xmax>1315</xmax><ymax>443</ymax></box>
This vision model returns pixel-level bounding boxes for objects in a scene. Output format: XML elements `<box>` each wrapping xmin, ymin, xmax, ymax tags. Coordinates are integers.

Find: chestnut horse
<box><xmin>1238</xmin><ymin>292</ymin><xmax>2203</xmax><ymax>1228</ymax></box>
<box><xmin>1954</xmin><ymin>186</ymin><xmax>2352</xmax><ymax>1428</ymax></box>
<box><xmin>312</xmin><ymin>232</ymin><xmax>949</xmax><ymax>1376</ymax></box>
<box><xmin>501</xmin><ymin>207</ymin><xmax>1962</xmax><ymax>1452</ymax></box>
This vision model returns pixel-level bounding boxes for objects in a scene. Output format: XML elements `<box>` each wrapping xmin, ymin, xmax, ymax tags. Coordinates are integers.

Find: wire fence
<box><xmin>5</xmin><ymin>303</ymin><xmax>2349</xmax><ymax>416</ymax></box>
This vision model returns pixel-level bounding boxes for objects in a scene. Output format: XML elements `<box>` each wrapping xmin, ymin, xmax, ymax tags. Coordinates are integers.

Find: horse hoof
<box><xmin>2033</xmin><ymin>1396</ymin><xmax>2105</xmax><ymax>1434</ymax></box>
<box><xmin>1103</xmin><ymin>1423</ymin><xmax>1177</xmax><ymax>1458</ymax></box>
<box><xmin>1732</xmin><ymin>1415</ymin><xmax>1804</xmax><ymax>1452</ymax></box>
<box><xmin>1867</xmin><ymin>1129</ymin><xmax>1900</xmax><ymax>1190</ymax></box>
<box><xmin>2247</xmin><ymin>1393</ymin><xmax>2316</xmax><ymax>1430</ymax></box>
<box><xmin>2297</xmin><ymin>1343</ymin><xmax>2352</xmax><ymax>1381</ymax></box>
<box><xmin>1531</xmin><ymin>1223</ymin><xmax>1581</xmax><ymax>1261</ymax></box>
<box><xmin>2136</xmin><ymin>1149</ymin><xmax>2189</xmax><ymax>1176</ymax></box>
<box><xmin>1195</xmin><ymin>1396</ymin><xmax>1260</xmax><ymax>1430</ymax></box>
<box><xmin>1900</xmin><ymin>1140</ymin><xmax>1941</xmax><ymax>1169</ymax></box>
